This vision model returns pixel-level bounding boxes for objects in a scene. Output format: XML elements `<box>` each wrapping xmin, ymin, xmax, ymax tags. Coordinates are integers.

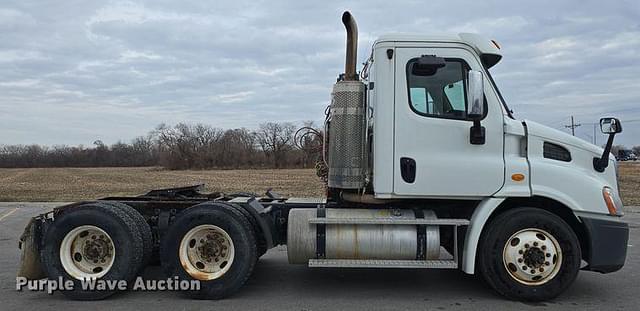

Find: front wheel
<box><xmin>478</xmin><ymin>207</ymin><xmax>581</xmax><ymax>301</ymax></box>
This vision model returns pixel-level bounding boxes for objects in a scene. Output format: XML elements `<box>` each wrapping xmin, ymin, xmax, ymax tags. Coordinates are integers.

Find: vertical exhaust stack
<box><xmin>342</xmin><ymin>11</ymin><xmax>358</xmax><ymax>81</ymax></box>
<box><xmin>327</xmin><ymin>11</ymin><xmax>366</xmax><ymax>190</ymax></box>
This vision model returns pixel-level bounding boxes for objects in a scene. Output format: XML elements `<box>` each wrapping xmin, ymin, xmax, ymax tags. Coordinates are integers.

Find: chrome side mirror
<box><xmin>594</xmin><ymin>117</ymin><xmax>623</xmax><ymax>172</ymax></box>
<box><xmin>467</xmin><ymin>70</ymin><xmax>485</xmax><ymax>145</ymax></box>
<box><xmin>600</xmin><ymin>117</ymin><xmax>622</xmax><ymax>134</ymax></box>
<box><xmin>467</xmin><ymin>70</ymin><xmax>484</xmax><ymax>119</ymax></box>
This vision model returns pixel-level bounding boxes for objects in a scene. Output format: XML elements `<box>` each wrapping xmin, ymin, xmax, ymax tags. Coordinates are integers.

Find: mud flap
<box><xmin>17</xmin><ymin>218</ymin><xmax>46</xmax><ymax>279</ymax></box>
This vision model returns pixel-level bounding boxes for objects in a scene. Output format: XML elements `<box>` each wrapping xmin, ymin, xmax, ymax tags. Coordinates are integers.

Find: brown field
<box><xmin>0</xmin><ymin>163</ymin><xmax>638</xmax><ymax>205</ymax></box>
<box><xmin>618</xmin><ymin>162</ymin><xmax>640</xmax><ymax>206</ymax></box>
<box><xmin>0</xmin><ymin>167</ymin><xmax>325</xmax><ymax>202</ymax></box>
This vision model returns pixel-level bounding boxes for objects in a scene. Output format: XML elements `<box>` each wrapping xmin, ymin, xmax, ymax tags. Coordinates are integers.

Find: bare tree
<box><xmin>0</xmin><ymin>122</ymin><xmax>316</xmax><ymax>169</ymax></box>
<box><xmin>255</xmin><ymin>122</ymin><xmax>296</xmax><ymax>168</ymax></box>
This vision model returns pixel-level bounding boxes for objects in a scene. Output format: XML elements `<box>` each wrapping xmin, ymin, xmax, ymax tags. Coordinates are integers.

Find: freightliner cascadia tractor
<box><xmin>18</xmin><ymin>11</ymin><xmax>628</xmax><ymax>301</ymax></box>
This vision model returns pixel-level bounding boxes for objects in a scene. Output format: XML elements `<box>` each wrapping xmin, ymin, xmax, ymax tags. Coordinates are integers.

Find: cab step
<box><xmin>308</xmin><ymin>259</ymin><xmax>458</xmax><ymax>269</ymax></box>
<box><xmin>308</xmin><ymin>218</ymin><xmax>469</xmax><ymax>226</ymax></box>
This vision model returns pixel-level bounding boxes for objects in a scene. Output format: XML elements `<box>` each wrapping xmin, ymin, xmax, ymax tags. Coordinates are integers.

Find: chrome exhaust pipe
<box><xmin>341</xmin><ymin>11</ymin><xmax>358</xmax><ymax>81</ymax></box>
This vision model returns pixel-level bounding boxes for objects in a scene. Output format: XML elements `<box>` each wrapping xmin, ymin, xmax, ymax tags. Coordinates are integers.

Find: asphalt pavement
<box><xmin>1</xmin><ymin>202</ymin><xmax>638</xmax><ymax>311</ymax></box>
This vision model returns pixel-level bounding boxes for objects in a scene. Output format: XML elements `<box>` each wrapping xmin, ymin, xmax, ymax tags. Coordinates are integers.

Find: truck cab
<box><xmin>323</xmin><ymin>13</ymin><xmax>627</xmax><ymax>298</ymax></box>
<box><xmin>369</xmin><ymin>33</ymin><xmax>509</xmax><ymax>198</ymax></box>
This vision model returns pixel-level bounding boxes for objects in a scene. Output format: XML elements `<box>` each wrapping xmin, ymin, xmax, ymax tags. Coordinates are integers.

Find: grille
<box><xmin>543</xmin><ymin>142</ymin><xmax>571</xmax><ymax>162</ymax></box>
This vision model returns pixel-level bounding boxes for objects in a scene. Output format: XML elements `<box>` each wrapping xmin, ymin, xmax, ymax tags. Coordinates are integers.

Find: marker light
<box><xmin>603</xmin><ymin>186</ymin><xmax>624</xmax><ymax>216</ymax></box>
<box><xmin>511</xmin><ymin>173</ymin><xmax>525</xmax><ymax>182</ymax></box>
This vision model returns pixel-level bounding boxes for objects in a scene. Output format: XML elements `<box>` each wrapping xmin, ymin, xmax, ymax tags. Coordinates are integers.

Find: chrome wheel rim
<box><xmin>502</xmin><ymin>228</ymin><xmax>562</xmax><ymax>285</ymax></box>
<box><xmin>179</xmin><ymin>224</ymin><xmax>235</xmax><ymax>281</ymax></box>
<box><xmin>60</xmin><ymin>225</ymin><xmax>115</xmax><ymax>280</ymax></box>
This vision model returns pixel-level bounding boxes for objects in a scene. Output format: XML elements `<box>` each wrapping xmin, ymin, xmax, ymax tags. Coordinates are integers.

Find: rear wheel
<box><xmin>229</xmin><ymin>202</ymin><xmax>268</xmax><ymax>259</ymax></box>
<box><xmin>98</xmin><ymin>201</ymin><xmax>154</xmax><ymax>269</ymax></box>
<box><xmin>160</xmin><ymin>202</ymin><xmax>257</xmax><ymax>299</ymax></box>
<box><xmin>41</xmin><ymin>203</ymin><xmax>144</xmax><ymax>300</ymax></box>
<box><xmin>478</xmin><ymin>207</ymin><xmax>581</xmax><ymax>301</ymax></box>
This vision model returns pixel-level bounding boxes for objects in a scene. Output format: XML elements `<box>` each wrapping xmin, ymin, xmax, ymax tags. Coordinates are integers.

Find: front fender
<box><xmin>461</xmin><ymin>198</ymin><xmax>504</xmax><ymax>274</ymax></box>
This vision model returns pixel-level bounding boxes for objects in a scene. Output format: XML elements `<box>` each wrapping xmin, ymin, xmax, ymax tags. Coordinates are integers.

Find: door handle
<box><xmin>400</xmin><ymin>157</ymin><xmax>416</xmax><ymax>183</ymax></box>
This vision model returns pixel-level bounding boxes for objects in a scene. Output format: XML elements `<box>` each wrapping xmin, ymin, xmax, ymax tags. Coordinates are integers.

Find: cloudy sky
<box><xmin>1</xmin><ymin>0</ymin><xmax>638</xmax><ymax>147</ymax></box>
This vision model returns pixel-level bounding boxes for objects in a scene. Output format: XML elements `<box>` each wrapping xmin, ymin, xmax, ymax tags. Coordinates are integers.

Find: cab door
<box><xmin>393</xmin><ymin>47</ymin><xmax>505</xmax><ymax>197</ymax></box>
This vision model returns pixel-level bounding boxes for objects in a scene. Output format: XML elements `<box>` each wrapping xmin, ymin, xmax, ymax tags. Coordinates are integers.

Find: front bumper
<box><xmin>581</xmin><ymin>215</ymin><xmax>629</xmax><ymax>273</ymax></box>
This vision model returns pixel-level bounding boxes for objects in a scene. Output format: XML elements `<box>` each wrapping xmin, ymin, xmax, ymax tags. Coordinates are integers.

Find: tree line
<box><xmin>1</xmin><ymin>123</ymin><xmax>637</xmax><ymax>169</ymax></box>
<box><xmin>0</xmin><ymin>122</ymin><xmax>323</xmax><ymax>169</ymax></box>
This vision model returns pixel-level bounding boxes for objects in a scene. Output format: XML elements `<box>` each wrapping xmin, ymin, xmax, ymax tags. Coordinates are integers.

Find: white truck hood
<box><xmin>524</xmin><ymin>119</ymin><xmax>604</xmax><ymax>156</ymax></box>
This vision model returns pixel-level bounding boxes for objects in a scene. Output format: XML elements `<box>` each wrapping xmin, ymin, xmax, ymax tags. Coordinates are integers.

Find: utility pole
<box><xmin>565</xmin><ymin>116</ymin><xmax>581</xmax><ymax>136</ymax></box>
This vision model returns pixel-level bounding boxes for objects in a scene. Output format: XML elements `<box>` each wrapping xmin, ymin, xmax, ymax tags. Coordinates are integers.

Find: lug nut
<box><xmin>518</xmin><ymin>258</ymin><xmax>523</xmax><ymax>263</ymax></box>
<box><xmin>524</xmin><ymin>244</ymin><xmax>530</xmax><ymax>248</ymax></box>
<box><xmin>518</xmin><ymin>250</ymin><xmax>523</xmax><ymax>254</ymax></box>
<box><xmin>545</xmin><ymin>262</ymin><xmax>550</xmax><ymax>266</ymax></box>
<box><xmin>541</xmin><ymin>245</ymin><xmax>546</xmax><ymax>250</ymax></box>
<box><xmin>546</xmin><ymin>253</ymin><xmax>551</xmax><ymax>257</ymax></box>
<box><xmin>533</xmin><ymin>242</ymin><xmax>538</xmax><ymax>247</ymax></box>
<box><xmin>539</xmin><ymin>268</ymin><xmax>544</xmax><ymax>272</ymax></box>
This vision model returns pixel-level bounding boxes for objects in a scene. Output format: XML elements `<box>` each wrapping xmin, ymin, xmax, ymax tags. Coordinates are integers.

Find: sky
<box><xmin>0</xmin><ymin>0</ymin><xmax>639</xmax><ymax>147</ymax></box>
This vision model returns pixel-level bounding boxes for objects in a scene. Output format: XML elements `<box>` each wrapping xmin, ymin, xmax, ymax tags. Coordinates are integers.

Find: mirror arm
<box><xmin>593</xmin><ymin>133</ymin><xmax>616</xmax><ymax>172</ymax></box>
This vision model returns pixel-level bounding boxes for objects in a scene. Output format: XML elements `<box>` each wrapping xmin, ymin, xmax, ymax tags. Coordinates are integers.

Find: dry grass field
<box><xmin>0</xmin><ymin>167</ymin><xmax>325</xmax><ymax>202</ymax></box>
<box><xmin>0</xmin><ymin>163</ymin><xmax>638</xmax><ymax>205</ymax></box>
<box><xmin>618</xmin><ymin>162</ymin><xmax>640</xmax><ymax>206</ymax></box>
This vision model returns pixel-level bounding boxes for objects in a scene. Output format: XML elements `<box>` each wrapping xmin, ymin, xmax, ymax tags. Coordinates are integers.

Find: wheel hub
<box><xmin>60</xmin><ymin>225</ymin><xmax>116</xmax><ymax>280</ymax></box>
<box><xmin>179</xmin><ymin>225</ymin><xmax>235</xmax><ymax>281</ymax></box>
<box><xmin>502</xmin><ymin>228</ymin><xmax>562</xmax><ymax>285</ymax></box>
<box><xmin>83</xmin><ymin>235</ymin><xmax>112</xmax><ymax>262</ymax></box>
<box><xmin>523</xmin><ymin>247</ymin><xmax>546</xmax><ymax>268</ymax></box>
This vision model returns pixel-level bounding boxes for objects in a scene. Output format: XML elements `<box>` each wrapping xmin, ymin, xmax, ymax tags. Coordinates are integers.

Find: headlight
<box><xmin>603</xmin><ymin>186</ymin><xmax>624</xmax><ymax>216</ymax></box>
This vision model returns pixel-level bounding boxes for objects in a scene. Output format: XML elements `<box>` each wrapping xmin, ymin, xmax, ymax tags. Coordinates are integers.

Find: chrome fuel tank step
<box><xmin>308</xmin><ymin>259</ymin><xmax>458</xmax><ymax>269</ymax></box>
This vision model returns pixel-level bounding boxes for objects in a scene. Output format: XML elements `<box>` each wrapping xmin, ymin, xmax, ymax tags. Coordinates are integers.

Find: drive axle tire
<box><xmin>40</xmin><ymin>203</ymin><xmax>144</xmax><ymax>300</ymax></box>
<box><xmin>478</xmin><ymin>207</ymin><xmax>581</xmax><ymax>301</ymax></box>
<box><xmin>160</xmin><ymin>202</ymin><xmax>257</xmax><ymax>299</ymax></box>
<box><xmin>99</xmin><ymin>201</ymin><xmax>154</xmax><ymax>269</ymax></box>
<box><xmin>228</xmin><ymin>202</ymin><xmax>268</xmax><ymax>260</ymax></box>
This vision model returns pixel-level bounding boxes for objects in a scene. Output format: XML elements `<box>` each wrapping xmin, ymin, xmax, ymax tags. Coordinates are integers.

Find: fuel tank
<box><xmin>287</xmin><ymin>208</ymin><xmax>440</xmax><ymax>264</ymax></box>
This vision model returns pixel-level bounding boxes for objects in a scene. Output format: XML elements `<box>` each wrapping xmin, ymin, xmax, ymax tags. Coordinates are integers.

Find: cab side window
<box><xmin>406</xmin><ymin>59</ymin><xmax>468</xmax><ymax>119</ymax></box>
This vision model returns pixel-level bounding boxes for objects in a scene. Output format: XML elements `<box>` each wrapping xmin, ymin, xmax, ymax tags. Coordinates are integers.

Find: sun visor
<box><xmin>458</xmin><ymin>33</ymin><xmax>503</xmax><ymax>68</ymax></box>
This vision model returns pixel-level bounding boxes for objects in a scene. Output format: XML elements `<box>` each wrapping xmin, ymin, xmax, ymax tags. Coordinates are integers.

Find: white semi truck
<box><xmin>18</xmin><ymin>12</ymin><xmax>628</xmax><ymax>301</ymax></box>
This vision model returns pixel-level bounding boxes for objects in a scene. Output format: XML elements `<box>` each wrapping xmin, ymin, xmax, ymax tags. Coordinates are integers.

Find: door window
<box><xmin>409</xmin><ymin>88</ymin><xmax>434</xmax><ymax>114</ymax></box>
<box><xmin>406</xmin><ymin>59</ymin><xmax>468</xmax><ymax>119</ymax></box>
